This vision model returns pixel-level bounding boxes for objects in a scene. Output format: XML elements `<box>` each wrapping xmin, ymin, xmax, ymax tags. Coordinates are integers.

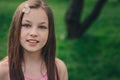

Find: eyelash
<box><xmin>21</xmin><ymin>24</ymin><xmax>47</xmax><ymax>29</ymax></box>
<box><xmin>22</xmin><ymin>24</ymin><xmax>31</xmax><ymax>28</ymax></box>
<box><xmin>38</xmin><ymin>26</ymin><xmax>47</xmax><ymax>29</ymax></box>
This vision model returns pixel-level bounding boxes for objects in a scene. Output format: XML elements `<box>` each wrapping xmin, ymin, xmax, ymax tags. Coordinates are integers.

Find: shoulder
<box><xmin>55</xmin><ymin>58</ymin><xmax>68</xmax><ymax>80</ymax></box>
<box><xmin>0</xmin><ymin>56</ymin><xmax>9</xmax><ymax>80</ymax></box>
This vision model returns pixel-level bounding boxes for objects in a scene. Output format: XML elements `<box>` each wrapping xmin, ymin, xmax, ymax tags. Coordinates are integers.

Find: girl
<box><xmin>0</xmin><ymin>0</ymin><xmax>68</xmax><ymax>80</ymax></box>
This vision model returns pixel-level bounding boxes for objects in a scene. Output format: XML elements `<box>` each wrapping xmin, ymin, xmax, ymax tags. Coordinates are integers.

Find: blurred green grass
<box><xmin>0</xmin><ymin>0</ymin><xmax>120</xmax><ymax>80</ymax></box>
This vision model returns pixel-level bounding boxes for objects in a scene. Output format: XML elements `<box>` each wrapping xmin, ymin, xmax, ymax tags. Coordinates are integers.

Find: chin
<box><xmin>24</xmin><ymin>47</ymin><xmax>42</xmax><ymax>53</ymax></box>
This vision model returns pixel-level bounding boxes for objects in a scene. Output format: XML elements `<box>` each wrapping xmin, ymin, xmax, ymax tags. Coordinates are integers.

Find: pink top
<box><xmin>25</xmin><ymin>72</ymin><xmax>47</xmax><ymax>80</ymax></box>
<box><xmin>8</xmin><ymin>72</ymin><xmax>48</xmax><ymax>80</ymax></box>
<box><xmin>9</xmin><ymin>71</ymin><xmax>57</xmax><ymax>80</ymax></box>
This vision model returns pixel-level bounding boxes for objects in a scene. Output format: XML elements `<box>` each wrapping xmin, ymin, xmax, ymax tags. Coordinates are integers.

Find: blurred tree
<box><xmin>65</xmin><ymin>0</ymin><xmax>107</xmax><ymax>39</ymax></box>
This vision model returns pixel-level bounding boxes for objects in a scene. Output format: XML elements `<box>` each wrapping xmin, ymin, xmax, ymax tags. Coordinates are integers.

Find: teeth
<box><xmin>29</xmin><ymin>40</ymin><xmax>37</xmax><ymax>43</ymax></box>
<box><xmin>26</xmin><ymin>39</ymin><xmax>39</xmax><ymax>43</ymax></box>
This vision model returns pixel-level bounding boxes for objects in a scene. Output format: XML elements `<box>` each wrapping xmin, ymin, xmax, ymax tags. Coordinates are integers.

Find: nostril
<box><xmin>30</xmin><ymin>34</ymin><xmax>37</xmax><ymax>37</ymax></box>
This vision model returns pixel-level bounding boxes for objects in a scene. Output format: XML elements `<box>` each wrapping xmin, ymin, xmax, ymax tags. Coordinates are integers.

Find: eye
<box><xmin>21</xmin><ymin>24</ymin><xmax>31</xmax><ymax>28</ymax></box>
<box><xmin>38</xmin><ymin>25</ymin><xmax>47</xmax><ymax>29</ymax></box>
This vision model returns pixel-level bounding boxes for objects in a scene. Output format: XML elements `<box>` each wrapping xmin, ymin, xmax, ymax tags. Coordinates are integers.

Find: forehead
<box><xmin>22</xmin><ymin>8</ymin><xmax>48</xmax><ymax>23</ymax></box>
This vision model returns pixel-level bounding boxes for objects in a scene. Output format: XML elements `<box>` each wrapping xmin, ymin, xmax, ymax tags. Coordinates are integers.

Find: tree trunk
<box><xmin>65</xmin><ymin>0</ymin><xmax>107</xmax><ymax>39</ymax></box>
<box><xmin>65</xmin><ymin>0</ymin><xmax>84</xmax><ymax>39</ymax></box>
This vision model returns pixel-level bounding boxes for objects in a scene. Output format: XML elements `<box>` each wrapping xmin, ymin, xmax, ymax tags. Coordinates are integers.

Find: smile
<box><xmin>26</xmin><ymin>39</ymin><xmax>39</xmax><ymax>46</ymax></box>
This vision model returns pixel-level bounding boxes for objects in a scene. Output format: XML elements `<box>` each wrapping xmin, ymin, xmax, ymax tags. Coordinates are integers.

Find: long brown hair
<box><xmin>8</xmin><ymin>0</ymin><xmax>58</xmax><ymax>80</ymax></box>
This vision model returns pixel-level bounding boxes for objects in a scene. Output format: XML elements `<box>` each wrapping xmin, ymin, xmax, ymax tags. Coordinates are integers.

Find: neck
<box><xmin>23</xmin><ymin>50</ymin><xmax>43</xmax><ymax>64</ymax></box>
<box><xmin>22</xmin><ymin>50</ymin><xmax>46</xmax><ymax>74</ymax></box>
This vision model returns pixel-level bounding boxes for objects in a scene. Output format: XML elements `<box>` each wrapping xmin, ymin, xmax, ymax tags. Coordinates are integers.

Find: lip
<box><xmin>26</xmin><ymin>39</ymin><xmax>39</xmax><ymax>46</ymax></box>
<box><xmin>26</xmin><ymin>39</ymin><xmax>39</xmax><ymax>43</ymax></box>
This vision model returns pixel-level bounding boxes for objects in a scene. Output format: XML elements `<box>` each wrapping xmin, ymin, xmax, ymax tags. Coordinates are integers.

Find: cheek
<box><xmin>20</xmin><ymin>29</ymin><xmax>27</xmax><ymax>37</ymax></box>
<box><xmin>43</xmin><ymin>33</ymin><xmax>48</xmax><ymax>41</ymax></box>
<box><xmin>20</xmin><ymin>29</ymin><xmax>26</xmax><ymax>42</ymax></box>
<box><xmin>40</xmin><ymin>31</ymin><xmax>49</xmax><ymax>43</ymax></box>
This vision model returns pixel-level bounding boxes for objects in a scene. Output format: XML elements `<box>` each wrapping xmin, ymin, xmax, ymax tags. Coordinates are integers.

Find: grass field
<box><xmin>0</xmin><ymin>0</ymin><xmax>120</xmax><ymax>80</ymax></box>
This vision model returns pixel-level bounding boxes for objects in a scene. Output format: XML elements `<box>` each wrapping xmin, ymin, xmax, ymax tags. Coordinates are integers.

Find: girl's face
<box><xmin>20</xmin><ymin>8</ymin><xmax>49</xmax><ymax>53</ymax></box>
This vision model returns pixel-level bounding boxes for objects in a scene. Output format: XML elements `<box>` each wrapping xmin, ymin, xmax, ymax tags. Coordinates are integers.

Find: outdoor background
<box><xmin>0</xmin><ymin>0</ymin><xmax>120</xmax><ymax>80</ymax></box>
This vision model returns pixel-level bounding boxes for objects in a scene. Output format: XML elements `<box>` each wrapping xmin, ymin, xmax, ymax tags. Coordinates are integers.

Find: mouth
<box><xmin>26</xmin><ymin>39</ymin><xmax>39</xmax><ymax>46</ymax></box>
<box><xmin>26</xmin><ymin>39</ymin><xmax>39</xmax><ymax>43</ymax></box>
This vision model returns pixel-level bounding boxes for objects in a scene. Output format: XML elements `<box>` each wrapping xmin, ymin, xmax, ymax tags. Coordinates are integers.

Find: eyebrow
<box><xmin>40</xmin><ymin>22</ymin><xmax>48</xmax><ymax>25</ymax></box>
<box><xmin>22</xmin><ymin>19</ymin><xmax>48</xmax><ymax>25</ymax></box>
<box><xmin>22</xmin><ymin>19</ymin><xmax>31</xmax><ymax>23</ymax></box>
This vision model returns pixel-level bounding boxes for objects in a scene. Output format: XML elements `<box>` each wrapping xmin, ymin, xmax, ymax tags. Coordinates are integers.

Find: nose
<box><xmin>29</xmin><ymin>27</ymin><xmax>38</xmax><ymax>37</ymax></box>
